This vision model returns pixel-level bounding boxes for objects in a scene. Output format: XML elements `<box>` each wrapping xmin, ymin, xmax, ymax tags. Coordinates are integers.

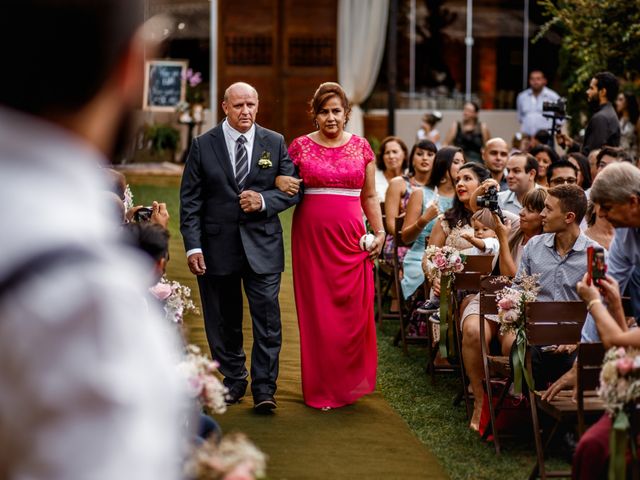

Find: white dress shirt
<box><xmin>516</xmin><ymin>86</ymin><xmax>561</xmax><ymax>136</ymax></box>
<box><xmin>0</xmin><ymin>107</ymin><xmax>188</xmax><ymax>480</ymax></box>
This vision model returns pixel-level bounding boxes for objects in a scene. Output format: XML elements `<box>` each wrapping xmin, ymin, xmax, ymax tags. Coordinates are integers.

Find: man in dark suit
<box><xmin>180</xmin><ymin>82</ymin><xmax>301</xmax><ymax>413</ymax></box>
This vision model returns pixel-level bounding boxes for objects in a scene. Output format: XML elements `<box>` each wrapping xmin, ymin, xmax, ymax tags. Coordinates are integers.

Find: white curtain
<box><xmin>338</xmin><ymin>0</ymin><xmax>389</xmax><ymax>137</ymax></box>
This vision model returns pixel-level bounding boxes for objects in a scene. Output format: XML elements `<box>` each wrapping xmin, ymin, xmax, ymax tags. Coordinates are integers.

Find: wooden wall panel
<box><xmin>217</xmin><ymin>0</ymin><xmax>337</xmax><ymax>141</ymax></box>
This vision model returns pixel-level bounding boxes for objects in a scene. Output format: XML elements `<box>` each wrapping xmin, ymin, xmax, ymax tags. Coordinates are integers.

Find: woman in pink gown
<box><xmin>280</xmin><ymin>82</ymin><xmax>385</xmax><ymax>409</ymax></box>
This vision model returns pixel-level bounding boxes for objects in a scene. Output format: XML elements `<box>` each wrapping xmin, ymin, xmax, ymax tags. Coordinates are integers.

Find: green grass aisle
<box><xmin>130</xmin><ymin>177</ymin><xmax>570</xmax><ymax>479</ymax></box>
<box><xmin>131</xmin><ymin>177</ymin><xmax>446</xmax><ymax>479</ymax></box>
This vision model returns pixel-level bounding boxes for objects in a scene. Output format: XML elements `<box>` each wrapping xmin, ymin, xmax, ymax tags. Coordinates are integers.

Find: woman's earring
<box><xmin>313</xmin><ymin>119</ymin><xmax>319</xmax><ymax>130</ymax></box>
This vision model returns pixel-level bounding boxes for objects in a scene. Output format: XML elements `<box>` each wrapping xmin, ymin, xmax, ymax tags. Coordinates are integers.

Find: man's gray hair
<box><xmin>590</xmin><ymin>162</ymin><xmax>640</xmax><ymax>205</ymax></box>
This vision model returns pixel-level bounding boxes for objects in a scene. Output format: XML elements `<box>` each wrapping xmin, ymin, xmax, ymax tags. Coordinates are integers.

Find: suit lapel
<box><xmin>208</xmin><ymin>125</ymin><xmax>237</xmax><ymax>191</ymax></box>
<box><xmin>244</xmin><ymin>125</ymin><xmax>267</xmax><ymax>188</ymax></box>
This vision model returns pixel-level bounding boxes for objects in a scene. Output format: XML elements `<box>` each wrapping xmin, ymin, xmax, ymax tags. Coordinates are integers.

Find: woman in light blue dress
<box><xmin>400</xmin><ymin>147</ymin><xmax>466</xmax><ymax>299</ymax></box>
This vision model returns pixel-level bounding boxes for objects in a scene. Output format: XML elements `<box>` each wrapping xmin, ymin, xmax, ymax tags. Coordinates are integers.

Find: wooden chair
<box><xmin>374</xmin><ymin>202</ymin><xmax>395</xmax><ymax>326</ymax></box>
<box><xmin>524</xmin><ymin>301</ymin><xmax>588</xmax><ymax>480</ymax></box>
<box><xmin>449</xmin><ymin>255</ymin><xmax>495</xmax><ymax>420</ymax></box>
<box><xmin>393</xmin><ymin>215</ymin><xmax>432</xmax><ymax>354</ymax></box>
<box><xmin>478</xmin><ymin>274</ymin><xmax>513</xmax><ymax>454</ymax></box>
<box><xmin>576</xmin><ymin>342</ymin><xmax>606</xmax><ymax>437</ymax></box>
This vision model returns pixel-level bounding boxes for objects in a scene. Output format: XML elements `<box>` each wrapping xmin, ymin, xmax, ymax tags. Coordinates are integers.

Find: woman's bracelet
<box><xmin>587</xmin><ymin>298</ymin><xmax>602</xmax><ymax>312</ymax></box>
<box><xmin>376</xmin><ymin>229</ymin><xmax>386</xmax><ymax>235</ymax></box>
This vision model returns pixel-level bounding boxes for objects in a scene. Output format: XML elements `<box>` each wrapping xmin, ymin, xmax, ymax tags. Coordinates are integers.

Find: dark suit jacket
<box><xmin>180</xmin><ymin>122</ymin><xmax>300</xmax><ymax>275</ymax></box>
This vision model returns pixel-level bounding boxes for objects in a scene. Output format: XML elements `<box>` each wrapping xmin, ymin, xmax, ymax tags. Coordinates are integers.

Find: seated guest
<box><xmin>375</xmin><ymin>136</ymin><xmax>408</xmax><ymax>202</ymax></box>
<box><xmin>498</xmin><ymin>152</ymin><xmax>539</xmax><ymax>215</ymax></box>
<box><xmin>383</xmin><ymin>140</ymin><xmax>437</xmax><ymax>263</ymax></box>
<box><xmin>461</xmin><ymin>209</ymin><xmax>500</xmax><ymax>260</ymax></box>
<box><xmin>566</xmin><ymin>152</ymin><xmax>592</xmax><ymax>190</ymax></box>
<box><xmin>530</xmin><ymin>129</ymin><xmax>552</xmax><ymax>150</ymax></box>
<box><xmin>530</xmin><ymin>144</ymin><xmax>560</xmax><ymax>188</ymax></box>
<box><xmin>595</xmin><ymin>146</ymin><xmax>633</xmax><ymax>177</ymax></box>
<box><xmin>584</xmin><ymin>201</ymin><xmax>614</xmax><ymax>250</ymax></box>
<box><xmin>516</xmin><ymin>185</ymin><xmax>599</xmax><ymax>392</ymax></box>
<box><xmin>547</xmin><ymin>159</ymin><xmax>579</xmax><ymax>188</ymax></box>
<box><xmin>400</xmin><ymin>147</ymin><xmax>464</xmax><ymax>299</ymax></box>
<box><xmin>481</xmin><ymin>137</ymin><xmax>510</xmax><ymax>190</ymax></box>
<box><xmin>461</xmin><ymin>185</ymin><xmax>543</xmax><ymax>430</ymax></box>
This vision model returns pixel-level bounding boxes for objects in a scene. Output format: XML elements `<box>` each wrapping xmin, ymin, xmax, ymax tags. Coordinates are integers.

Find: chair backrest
<box><xmin>393</xmin><ymin>214</ymin><xmax>407</xmax><ymax>250</ymax></box>
<box><xmin>525</xmin><ymin>301</ymin><xmax>588</xmax><ymax>346</ymax></box>
<box><xmin>479</xmin><ymin>275</ymin><xmax>512</xmax><ymax>317</ymax></box>
<box><xmin>577</xmin><ymin>342</ymin><xmax>605</xmax><ymax>392</ymax></box>
<box><xmin>453</xmin><ymin>255</ymin><xmax>494</xmax><ymax>291</ymax></box>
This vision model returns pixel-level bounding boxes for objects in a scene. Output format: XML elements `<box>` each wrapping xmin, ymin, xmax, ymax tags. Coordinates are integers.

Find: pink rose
<box><xmin>149</xmin><ymin>283</ymin><xmax>172</xmax><ymax>300</ymax></box>
<box><xmin>434</xmin><ymin>254</ymin><xmax>447</xmax><ymax>270</ymax></box>
<box><xmin>617</xmin><ymin>357</ymin><xmax>634</xmax><ymax>376</ymax></box>
<box><xmin>498</xmin><ymin>297</ymin><xmax>514</xmax><ymax>310</ymax></box>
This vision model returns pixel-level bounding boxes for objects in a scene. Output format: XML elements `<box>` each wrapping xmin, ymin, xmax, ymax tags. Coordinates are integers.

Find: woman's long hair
<box><xmin>443</xmin><ymin>163</ymin><xmax>490</xmax><ymax>228</ymax></box>
<box><xmin>427</xmin><ymin>146</ymin><xmax>463</xmax><ymax>189</ymax></box>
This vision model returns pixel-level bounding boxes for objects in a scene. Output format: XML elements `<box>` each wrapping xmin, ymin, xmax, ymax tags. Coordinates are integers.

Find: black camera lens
<box><xmin>133</xmin><ymin>207</ymin><xmax>153</xmax><ymax>222</ymax></box>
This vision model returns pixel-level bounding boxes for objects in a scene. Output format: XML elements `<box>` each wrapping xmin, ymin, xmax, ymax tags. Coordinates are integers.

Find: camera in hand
<box><xmin>133</xmin><ymin>206</ymin><xmax>153</xmax><ymax>222</ymax></box>
<box><xmin>587</xmin><ymin>246</ymin><xmax>607</xmax><ymax>286</ymax></box>
<box><xmin>542</xmin><ymin>98</ymin><xmax>568</xmax><ymax>119</ymax></box>
<box><xmin>476</xmin><ymin>186</ymin><xmax>505</xmax><ymax>223</ymax></box>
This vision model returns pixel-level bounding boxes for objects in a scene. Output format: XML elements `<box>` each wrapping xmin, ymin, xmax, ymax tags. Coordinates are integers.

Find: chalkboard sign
<box><xmin>143</xmin><ymin>60</ymin><xmax>187</xmax><ymax>111</ymax></box>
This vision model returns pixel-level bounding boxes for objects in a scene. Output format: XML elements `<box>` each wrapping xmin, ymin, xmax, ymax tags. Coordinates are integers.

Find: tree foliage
<box><xmin>535</xmin><ymin>0</ymin><xmax>640</xmax><ymax>131</ymax></box>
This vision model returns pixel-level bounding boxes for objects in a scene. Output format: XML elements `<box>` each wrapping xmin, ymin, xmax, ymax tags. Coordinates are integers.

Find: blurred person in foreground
<box><xmin>0</xmin><ymin>1</ymin><xmax>187</xmax><ymax>479</ymax></box>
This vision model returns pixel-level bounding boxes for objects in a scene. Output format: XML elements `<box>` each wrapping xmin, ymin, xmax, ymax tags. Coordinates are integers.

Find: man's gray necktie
<box><xmin>235</xmin><ymin>135</ymin><xmax>248</xmax><ymax>190</ymax></box>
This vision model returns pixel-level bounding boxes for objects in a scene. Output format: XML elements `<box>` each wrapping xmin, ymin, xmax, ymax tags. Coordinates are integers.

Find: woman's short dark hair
<box><xmin>567</xmin><ymin>152</ymin><xmax>593</xmax><ymax>189</ymax></box>
<box><xmin>530</xmin><ymin>144</ymin><xmax>560</xmax><ymax>164</ymax></box>
<box><xmin>427</xmin><ymin>146</ymin><xmax>464</xmax><ymax>189</ymax></box>
<box><xmin>309</xmin><ymin>82</ymin><xmax>351</xmax><ymax>124</ymax></box>
<box><xmin>443</xmin><ymin>163</ymin><xmax>490</xmax><ymax>228</ymax></box>
<box><xmin>407</xmin><ymin>140</ymin><xmax>437</xmax><ymax>176</ymax></box>
<box><xmin>376</xmin><ymin>136</ymin><xmax>409</xmax><ymax>172</ymax></box>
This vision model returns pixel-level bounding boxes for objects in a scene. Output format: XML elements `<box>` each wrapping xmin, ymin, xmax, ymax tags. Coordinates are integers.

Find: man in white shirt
<box><xmin>498</xmin><ymin>152</ymin><xmax>539</xmax><ymax>215</ymax></box>
<box><xmin>0</xmin><ymin>2</ymin><xmax>186</xmax><ymax>479</ymax></box>
<box><xmin>516</xmin><ymin>70</ymin><xmax>561</xmax><ymax>137</ymax></box>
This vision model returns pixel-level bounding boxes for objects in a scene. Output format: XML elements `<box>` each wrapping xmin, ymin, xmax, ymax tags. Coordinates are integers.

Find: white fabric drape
<box><xmin>338</xmin><ymin>0</ymin><xmax>389</xmax><ymax>137</ymax></box>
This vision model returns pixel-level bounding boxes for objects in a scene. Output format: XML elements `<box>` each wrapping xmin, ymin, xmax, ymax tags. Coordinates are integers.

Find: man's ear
<box><xmin>565</xmin><ymin>211</ymin><xmax>576</xmax><ymax>225</ymax></box>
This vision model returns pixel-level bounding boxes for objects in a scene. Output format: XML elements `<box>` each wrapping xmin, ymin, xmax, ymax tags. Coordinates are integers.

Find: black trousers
<box><xmin>197</xmin><ymin>263</ymin><xmax>282</xmax><ymax>398</ymax></box>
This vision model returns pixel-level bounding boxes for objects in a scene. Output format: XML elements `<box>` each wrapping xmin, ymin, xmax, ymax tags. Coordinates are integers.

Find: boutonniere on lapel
<box><xmin>257</xmin><ymin>151</ymin><xmax>272</xmax><ymax>169</ymax></box>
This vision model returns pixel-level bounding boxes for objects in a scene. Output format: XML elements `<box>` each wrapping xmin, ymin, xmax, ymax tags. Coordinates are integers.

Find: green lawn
<box><xmin>130</xmin><ymin>178</ymin><xmax>571</xmax><ymax>480</ymax></box>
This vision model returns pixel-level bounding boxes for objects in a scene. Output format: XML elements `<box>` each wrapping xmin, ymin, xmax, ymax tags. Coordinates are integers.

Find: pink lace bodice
<box><xmin>288</xmin><ymin>135</ymin><xmax>374</xmax><ymax>189</ymax></box>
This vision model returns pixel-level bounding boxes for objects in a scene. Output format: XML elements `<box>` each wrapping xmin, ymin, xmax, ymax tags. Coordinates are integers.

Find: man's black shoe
<box><xmin>253</xmin><ymin>395</ymin><xmax>277</xmax><ymax>414</ymax></box>
<box><xmin>224</xmin><ymin>383</ymin><xmax>247</xmax><ymax>405</ymax></box>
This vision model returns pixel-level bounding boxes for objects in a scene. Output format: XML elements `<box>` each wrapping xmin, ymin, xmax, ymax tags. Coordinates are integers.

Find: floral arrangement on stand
<box><xmin>494</xmin><ymin>274</ymin><xmax>541</xmax><ymax>394</ymax></box>
<box><xmin>423</xmin><ymin>245</ymin><xmax>465</xmax><ymax>362</ymax></box>
<box><xmin>177</xmin><ymin>344</ymin><xmax>228</xmax><ymax>416</ymax></box>
<box><xmin>598</xmin><ymin>346</ymin><xmax>640</xmax><ymax>479</ymax></box>
<box><xmin>149</xmin><ymin>275</ymin><xmax>199</xmax><ymax>325</ymax></box>
<box><xmin>184</xmin><ymin>432</ymin><xmax>267</xmax><ymax>480</ymax></box>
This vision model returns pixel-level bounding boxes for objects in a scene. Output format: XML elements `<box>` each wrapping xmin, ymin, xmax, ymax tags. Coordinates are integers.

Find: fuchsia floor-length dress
<box><xmin>288</xmin><ymin>134</ymin><xmax>377</xmax><ymax>409</ymax></box>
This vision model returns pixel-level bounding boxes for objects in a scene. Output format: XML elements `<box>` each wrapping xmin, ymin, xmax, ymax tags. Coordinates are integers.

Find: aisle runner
<box><xmin>173</xmin><ymin>212</ymin><xmax>447</xmax><ymax>480</ymax></box>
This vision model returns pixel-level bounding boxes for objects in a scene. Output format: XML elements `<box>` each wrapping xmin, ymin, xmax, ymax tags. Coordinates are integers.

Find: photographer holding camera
<box><xmin>558</xmin><ymin>71</ymin><xmax>621</xmax><ymax>156</ymax></box>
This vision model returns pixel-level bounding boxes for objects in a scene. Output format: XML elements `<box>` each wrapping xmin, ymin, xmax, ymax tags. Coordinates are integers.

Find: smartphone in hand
<box><xmin>587</xmin><ymin>246</ymin><xmax>607</xmax><ymax>287</ymax></box>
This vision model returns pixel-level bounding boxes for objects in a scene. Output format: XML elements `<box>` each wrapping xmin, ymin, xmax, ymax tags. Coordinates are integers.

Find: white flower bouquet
<box><xmin>177</xmin><ymin>344</ymin><xmax>228</xmax><ymax>415</ymax></box>
<box><xmin>598</xmin><ymin>346</ymin><xmax>640</xmax><ymax>479</ymax></box>
<box><xmin>494</xmin><ymin>274</ymin><xmax>541</xmax><ymax>394</ymax></box>
<box><xmin>149</xmin><ymin>275</ymin><xmax>199</xmax><ymax>324</ymax></box>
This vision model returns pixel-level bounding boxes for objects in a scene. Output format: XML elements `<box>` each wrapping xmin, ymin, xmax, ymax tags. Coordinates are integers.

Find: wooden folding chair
<box><xmin>524</xmin><ymin>301</ymin><xmax>588</xmax><ymax>480</ymax></box>
<box><xmin>478</xmin><ymin>275</ymin><xmax>513</xmax><ymax>454</ymax></box>
<box><xmin>374</xmin><ymin>202</ymin><xmax>395</xmax><ymax>326</ymax></box>
<box><xmin>576</xmin><ymin>342</ymin><xmax>605</xmax><ymax>437</ymax></box>
<box><xmin>448</xmin><ymin>255</ymin><xmax>494</xmax><ymax>420</ymax></box>
<box><xmin>393</xmin><ymin>215</ymin><xmax>434</xmax><ymax>354</ymax></box>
